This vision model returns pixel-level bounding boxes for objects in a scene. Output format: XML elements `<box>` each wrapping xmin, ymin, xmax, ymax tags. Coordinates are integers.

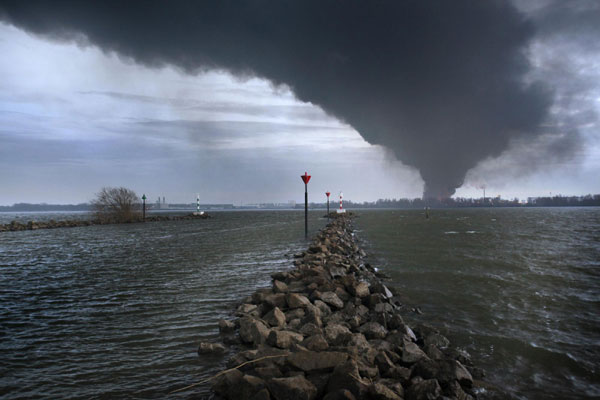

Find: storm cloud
<box><xmin>0</xmin><ymin>1</ymin><xmax>562</xmax><ymax>198</ymax></box>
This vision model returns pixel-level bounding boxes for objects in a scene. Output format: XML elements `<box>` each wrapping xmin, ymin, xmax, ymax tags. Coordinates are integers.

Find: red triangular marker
<box><xmin>301</xmin><ymin>172</ymin><xmax>311</xmax><ymax>184</ymax></box>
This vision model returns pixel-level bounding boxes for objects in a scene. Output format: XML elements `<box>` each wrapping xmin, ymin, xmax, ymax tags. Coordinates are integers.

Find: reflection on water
<box><xmin>355</xmin><ymin>208</ymin><xmax>600</xmax><ymax>400</ymax></box>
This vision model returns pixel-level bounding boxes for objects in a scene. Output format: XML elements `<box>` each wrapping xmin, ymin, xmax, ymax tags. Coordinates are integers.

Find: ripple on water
<box><xmin>0</xmin><ymin>210</ymin><xmax>325</xmax><ymax>399</ymax></box>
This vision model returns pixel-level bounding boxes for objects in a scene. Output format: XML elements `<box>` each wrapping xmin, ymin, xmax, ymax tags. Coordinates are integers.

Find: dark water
<box><xmin>355</xmin><ymin>208</ymin><xmax>600</xmax><ymax>400</ymax></box>
<box><xmin>1</xmin><ymin>209</ymin><xmax>599</xmax><ymax>399</ymax></box>
<box><xmin>0</xmin><ymin>211</ymin><xmax>326</xmax><ymax>399</ymax></box>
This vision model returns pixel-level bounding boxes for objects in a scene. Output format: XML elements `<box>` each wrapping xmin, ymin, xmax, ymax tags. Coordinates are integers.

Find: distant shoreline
<box><xmin>0</xmin><ymin>213</ymin><xmax>210</xmax><ymax>233</ymax></box>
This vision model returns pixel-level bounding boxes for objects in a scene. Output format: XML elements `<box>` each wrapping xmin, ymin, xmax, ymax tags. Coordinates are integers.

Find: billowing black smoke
<box><xmin>0</xmin><ymin>1</ymin><xmax>553</xmax><ymax>198</ymax></box>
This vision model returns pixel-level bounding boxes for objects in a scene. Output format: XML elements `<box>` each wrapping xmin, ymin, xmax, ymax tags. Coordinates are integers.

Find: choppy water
<box><xmin>1</xmin><ymin>208</ymin><xmax>599</xmax><ymax>399</ymax></box>
<box><xmin>355</xmin><ymin>208</ymin><xmax>600</xmax><ymax>400</ymax></box>
<box><xmin>0</xmin><ymin>211</ymin><xmax>325</xmax><ymax>399</ymax></box>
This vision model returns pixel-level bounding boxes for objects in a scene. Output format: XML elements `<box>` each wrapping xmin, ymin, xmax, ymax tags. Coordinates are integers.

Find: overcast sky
<box><xmin>0</xmin><ymin>1</ymin><xmax>598</xmax><ymax>205</ymax></box>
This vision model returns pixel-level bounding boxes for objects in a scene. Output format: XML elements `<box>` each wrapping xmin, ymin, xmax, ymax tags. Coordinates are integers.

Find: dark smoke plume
<box><xmin>0</xmin><ymin>1</ymin><xmax>553</xmax><ymax>198</ymax></box>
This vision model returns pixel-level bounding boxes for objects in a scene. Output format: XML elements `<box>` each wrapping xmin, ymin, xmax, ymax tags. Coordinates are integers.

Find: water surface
<box><xmin>1</xmin><ymin>210</ymin><xmax>325</xmax><ymax>399</ymax></box>
<box><xmin>355</xmin><ymin>208</ymin><xmax>600</xmax><ymax>399</ymax></box>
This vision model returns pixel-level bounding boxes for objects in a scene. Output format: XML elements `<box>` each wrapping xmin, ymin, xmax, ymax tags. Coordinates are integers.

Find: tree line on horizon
<box><xmin>3</xmin><ymin>193</ymin><xmax>599</xmax><ymax>212</ymax></box>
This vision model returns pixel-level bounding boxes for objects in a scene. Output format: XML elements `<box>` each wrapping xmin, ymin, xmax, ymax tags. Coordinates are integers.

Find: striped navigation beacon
<box><xmin>193</xmin><ymin>193</ymin><xmax>204</xmax><ymax>216</ymax></box>
<box><xmin>337</xmin><ymin>191</ymin><xmax>346</xmax><ymax>214</ymax></box>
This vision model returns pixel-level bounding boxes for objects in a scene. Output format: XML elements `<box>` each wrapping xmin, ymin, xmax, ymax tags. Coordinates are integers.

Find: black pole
<box><xmin>304</xmin><ymin>184</ymin><xmax>308</xmax><ymax>238</ymax></box>
<box><xmin>327</xmin><ymin>197</ymin><xmax>330</xmax><ymax>221</ymax></box>
<box><xmin>143</xmin><ymin>198</ymin><xmax>146</xmax><ymax>221</ymax></box>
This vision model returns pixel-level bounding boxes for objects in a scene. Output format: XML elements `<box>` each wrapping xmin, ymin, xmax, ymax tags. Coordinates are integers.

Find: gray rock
<box><xmin>401</xmin><ymin>340</ymin><xmax>428</xmax><ymax>364</ymax></box>
<box><xmin>303</xmin><ymin>304</ymin><xmax>323</xmax><ymax>327</ymax></box>
<box><xmin>314</xmin><ymin>299</ymin><xmax>332</xmax><ymax>316</ymax></box>
<box><xmin>254</xmin><ymin>365</ymin><xmax>283</xmax><ymax>380</ymax></box>
<box><xmin>273</xmin><ymin>280</ymin><xmax>289</xmax><ymax>293</ymax></box>
<box><xmin>370</xmin><ymin>282</ymin><xmax>394</xmax><ymax>299</ymax></box>
<box><xmin>264</xmin><ymin>293</ymin><xmax>287</xmax><ymax>309</ymax></box>
<box><xmin>250</xmin><ymin>388</ymin><xmax>271</xmax><ymax>400</ymax></box>
<box><xmin>323</xmin><ymin>389</ymin><xmax>357</xmax><ymax>400</ymax></box>
<box><xmin>374</xmin><ymin>351</ymin><xmax>395</xmax><ymax>375</ymax></box>
<box><xmin>218</xmin><ymin>319</ymin><xmax>236</xmax><ymax>333</ymax></box>
<box><xmin>288</xmin><ymin>318</ymin><xmax>302</xmax><ymax>330</ymax></box>
<box><xmin>424</xmin><ymin>343</ymin><xmax>444</xmax><ymax>360</ymax></box>
<box><xmin>287</xmin><ymin>293</ymin><xmax>311</xmax><ymax>308</ymax></box>
<box><xmin>285</xmin><ymin>308</ymin><xmax>306</xmax><ymax>322</ymax></box>
<box><xmin>368</xmin><ymin>383</ymin><xmax>403</xmax><ymax>400</ymax></box>
<box><xmin>377</xmin><ymin>379</ymin><xmax>405</xmax><ymax>398</ymax></box>
<box><xmin>438</xmin><ymin>359</ymin><xmax>473</xmax><ymax>388</ymax></box>
<box><xmin>211</xmin><ymin>369</ymin><xmax>244</xmax><ymax>399</ymax></box>
<box><xmin>238</xmin><ymin>374</ymin><xmax>267</xmax><ymax>398</ymax></box>
<box><xmin>326</xmin><ymin>359</ymin><xmax>370</xmax><ymax>398</ymax></box>
<box><xmin>387</xmin><ymin>314</ymin><xmax>405</xmax><ymax>330</ymax></box>
<box><xmin>374</xmin><ymin>302</ymin><xmax>395</xmax><ymax>314</ymax></box>
<box><xmin>267</xmin><ymin>330</ymin><xmax>304</xmax><ymax>349</ymax></box>
<box><xmin>302</xmin><ymin>334</ymin><xmax>329</xmax><ymax>351</ymax></box>
<box><xmin>324</xmin><ymin>323</ymin><xmax>352</xmax><ymax>346</ymax></box>
<box><xmin>300</xmin><ymin>322</ymin><xmax>323</xmax><ymax>336</ymax></box>
<box><xmin>239</xmin><ymin>317</ymin><xmax>271</xmax><ymax>345</ymax></box>
<box><xmin>237</xmin><ymin>303</ymin><xmax>259</xmax><ymax>315</ymax></box>
<box><xmin>264</xmin><ymin>307</ymin><xmax>286</xmax><ymax>328</ymax></box>
<box><xmin>424</xmin><ymin>333</ymin><xmax>450</xmax><ymax>349</ymax></box>
<box><xmin>197</xmin><ymin>341</ymin><xmax>225</xmax><ymax>355</ymax></box>
<box><xmin>320</xmin><ymin>292</ymin><xmax>345</xmax><ymax>309</ymax></box>
<box><xmin>405</xmin><ymin>378</ymin><xmax>442</xmax><ymax>400</ymax></box>
<box><xmin>268</xmin><ymin>375</ymin><xmax>318</xmax><ymax>400</ymax></box>
<box><xmin>385</xmin><ymin>366</ymin><xmax>412</xmax><ymax>383</ymax></box>
<box><xmin>287</xmin><ymin>350</ymin><xmax>349</xmax><ymax>372</ymax></box>
<box><xmin>349</xmin><ymin>282</ymin><xmax>370</xmax><ymax>298</ymax></box>
<box><xmin>359</xmin><ymin>321</ymin><xmax>388</xmax><ymax>340</ymax></box>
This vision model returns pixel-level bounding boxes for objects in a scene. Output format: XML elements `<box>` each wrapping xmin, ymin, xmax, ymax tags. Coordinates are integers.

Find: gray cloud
<box><xmin>0</xmin><ymin>1</ymin><xmax>588</xmax><ymax>198</ymax></box>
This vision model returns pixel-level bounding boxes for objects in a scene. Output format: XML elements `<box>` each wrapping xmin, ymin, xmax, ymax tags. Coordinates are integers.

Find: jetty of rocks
<box><xmin>0</xmin><ymin>213</ymin><xmax>210</xmax><ymax>232</ymax></box>
<box><xmin>202</xmin><ymin>213</ymin><xmax>488</xmax><ymax>400</ymax></box>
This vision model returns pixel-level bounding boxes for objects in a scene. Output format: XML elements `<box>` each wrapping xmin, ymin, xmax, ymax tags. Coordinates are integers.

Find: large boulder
<box><xmin>267</xmin><ymin>330</ymin><xmax>304</xmax><ymax>349</ymax></box>
<box><xmin>287</xmin><ymin>350</ymin><xmax>349</xmax><ymax>372</ymax></box>
<box><xmin>324</xmin><ymin>323</ymin><xmax>353</xmax><ymax>346</ymax></box>
<box><xmin>218</xmin><ymin>319</ymin><xmax>236</xmax><ymax>333</ymax></box>
<box><xmin>401</xmin><ymin>340</ymin><xmax>428</xmax><ymax>364</ymax></box>
<box><xmin>264</xmin><ymin>307</ymin><xmax>286</xmax><ymax>328</ymax></box>
<box><xmin>239</xmin><ymin>317</ymin><xmax>271</xmax><ymax>345</ymax></box>
<box><xmin>268</xmin><ymin>375</ymin><xmax>318</xmax><ymax>400</ymax></box>
<box><xmin>319</xmin><ymin>292</ymin><xmax>345</xmax><ymax>309</ymax></box>
<box><xmin>264</xmin><ymin>293</ymin><xmax>287</xmax><ymax>309</ymax></box>
<box><xmin>273</xmin><ymin>280</ymin><xmax>289</xmax><ymax>293</ymax></box>
<box><xmin>368</xmin><ymin>383</ymin><xmax>403</xmax><ymax>400</ymax></box>
<box><xmin>326</xmin><ymin>359</ymin><xmax>370</xmax><ymax>398</ymax></box>
<box><xmin>211</xmin><ymin>369</ymin><xmax>244</xmax><ymax>399</ymax></box>
<box><xmin>349</xmin><ymin>282</ymin><xmax>370</xmax><ymax>298</ymax></box>
<box><xmin>287</xmin><ymin>293</ymin><xmax>311</xmax><ymax>308</ymax></box>
<box><xmin>359</xmin><ymin>322</ymin><xmax>388</xmax><ymax>340</ymax></box>
<box><xmin>405</xmin><ymin>379</ymin><xmax>442</xmax><ymax>400</ymax></box>
<box><xmin>302</xmin><ymin>334</ymin><xmax>329</xmax><ymax>351</ymax></box>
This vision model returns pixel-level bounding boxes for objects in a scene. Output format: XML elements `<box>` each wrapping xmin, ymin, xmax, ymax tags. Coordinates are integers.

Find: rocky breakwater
<box><xmin>204</xmin><ymin>214</ymin><xmax>487</xmax><ymax>400</ymax></box>
<box><xmin>0</xmin><ymin>213</ymin><xmax>210</xmax><ymax>232</ymax></box>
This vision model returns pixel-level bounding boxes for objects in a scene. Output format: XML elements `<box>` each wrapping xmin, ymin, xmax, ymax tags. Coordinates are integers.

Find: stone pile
<box><xmin>0</xmin><ymin>213</ymin><xmax>210</xmax><ymax>232</ymax></box>
<box><xmin>205</xmin><ymin>214</ymin><xmax>485</xmax><ymax>400</ymax></box>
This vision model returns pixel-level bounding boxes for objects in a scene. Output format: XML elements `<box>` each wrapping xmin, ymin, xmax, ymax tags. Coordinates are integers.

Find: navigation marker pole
<box><xmin>197</xmin><ymin>194</ymin><xmax>200</xmax><ymax>213</ymax></box>
<box><xmin>142</xmin><ymin>194</ymin><xmax>147</xmax><ymax>221</ymax></box>
<box><xmin>301</xmin><ymin>172</ymin><xmax>311</xmax><ymax>238</ymax></box>
<box><xmin>326</xmin><ymin>191</ymin><xmax>331</xmax><ymax>222</ymax></box>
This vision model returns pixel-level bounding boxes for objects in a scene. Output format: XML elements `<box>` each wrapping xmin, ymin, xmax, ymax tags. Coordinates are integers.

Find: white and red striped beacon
<box><xmin>337</xmin><ymin>191</ymin><xmax>346</xmax><ymax>213</ymax></box>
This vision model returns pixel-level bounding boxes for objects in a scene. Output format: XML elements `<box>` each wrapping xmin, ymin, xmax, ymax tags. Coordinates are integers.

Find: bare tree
<box><xmin>92</xmin><ymin>187</ymin><xmax>141</xmax><ymax>223</ymax></box>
